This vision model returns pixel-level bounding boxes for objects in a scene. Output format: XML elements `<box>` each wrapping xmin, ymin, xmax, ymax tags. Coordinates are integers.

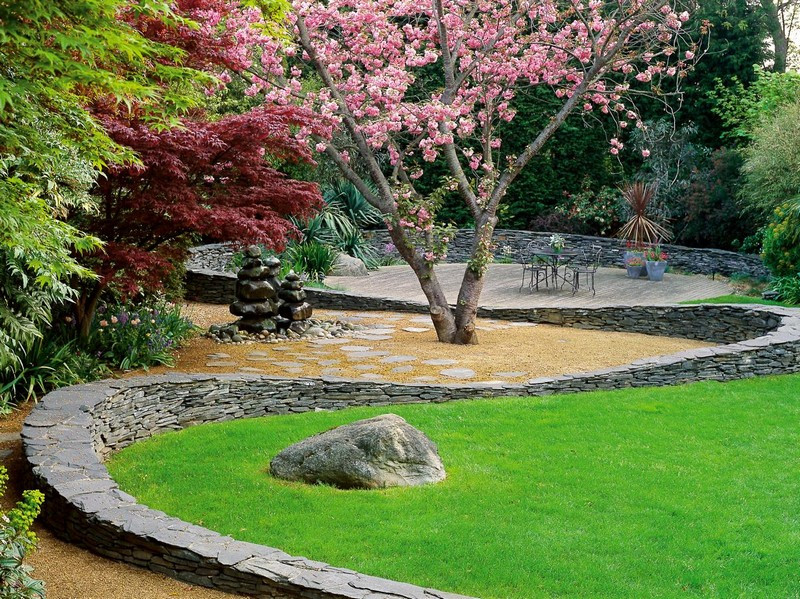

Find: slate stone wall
<box><xmin>184</xmin><ymin>234</ymin><xmax>767</xmax><ymax>304</ymax></box>
<box><xmin>364</xmin><ymin>230</ymin><xmax>769</xmax><ymax>277</ymax></box>
<box><xmin>23</xmin><ymin>305</ymin><xmax>800</xmax><ymax>598</ymax></box>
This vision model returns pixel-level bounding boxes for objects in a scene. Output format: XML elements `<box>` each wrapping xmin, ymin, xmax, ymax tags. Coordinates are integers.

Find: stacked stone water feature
<box><xmin>229</xmin><ymin>245</ymin><xmax>312</xmax><ymax>336</ymax></box>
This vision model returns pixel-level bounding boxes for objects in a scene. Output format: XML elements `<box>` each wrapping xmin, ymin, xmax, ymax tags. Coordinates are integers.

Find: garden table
<box><xmin>529</xmin><ymin>249</ymin><xmax>580</xmax><ymax>289</ymax></box>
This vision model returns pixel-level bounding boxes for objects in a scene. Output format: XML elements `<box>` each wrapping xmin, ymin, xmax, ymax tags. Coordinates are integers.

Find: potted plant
<box><xmin>624</xmin><ymin>254</ymin><xmax>644</xmax><ymax>278</ymax></box>
<box><xmin>645</xmin><ymin>246</ymin><xmax>669</xmax><ymax>281</ymax></box>
<box><xmin>549</xmin><ymin>233</ymin><xmax>565</xmax><ymax>253</ymax></box>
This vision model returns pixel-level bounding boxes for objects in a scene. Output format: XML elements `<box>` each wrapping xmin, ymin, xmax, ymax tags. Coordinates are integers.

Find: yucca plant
<box><xmin>323</xmin><ymin>180</ymin><xmax>383</xmax><ymax>228</ymax></box>
<box><xmin>336</xmin><ymin>229</ymin><xmax>380</xmax><ymax>269</ymax></box>
<box><xmin>616</xmin><ymin>182</ymin><xmax>672</xmax><ymax>246</ymax></box>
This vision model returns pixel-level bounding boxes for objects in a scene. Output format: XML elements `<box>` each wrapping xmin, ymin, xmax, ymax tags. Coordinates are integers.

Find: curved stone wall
<box><xmin>23</xmin><ymin>304</ymin><xmax>800</xmax><ymax>598</ymax></box>
<box><xmin>364</xmin><ymin>230</ymin><xmax>769</xmax><ymax>278</ymax></box>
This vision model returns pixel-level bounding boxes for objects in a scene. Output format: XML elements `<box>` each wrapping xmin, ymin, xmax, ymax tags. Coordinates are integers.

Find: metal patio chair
<box><xmin>565</xmin><ymin>244</ymin><xmax>602</xmax><ymax>295</ymax></box>
<box><xmin>519</xmin><ymin>241</ymin><xmax>551</xmax><ymax>292</ymax></box>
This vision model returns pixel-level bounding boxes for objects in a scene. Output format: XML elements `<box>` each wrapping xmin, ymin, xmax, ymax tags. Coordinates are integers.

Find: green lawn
<box><xmin>681</xmin><ymin>294</ymin><xmax>797</xmax><ymax>307</ymax></box>
<box><xmin>109</xmin><ymin>375</ymin><xmax>800</xmax><ymax>598</ymax></box>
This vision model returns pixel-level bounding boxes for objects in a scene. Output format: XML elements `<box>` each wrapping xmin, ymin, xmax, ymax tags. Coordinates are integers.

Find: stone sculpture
<box><xmin>278</xmin><ymin>270</ymin><xmax>312</xmax><ymax>323</ymax></box>
<box><xmin>229</xmin><ymin>245</ymin><xmax>280</xmax><ymax>333</ymax></box>
<box><xmin>269</xmin><ymin>414</ymin><xmax>446</xmax><ymax>489</ymax></box>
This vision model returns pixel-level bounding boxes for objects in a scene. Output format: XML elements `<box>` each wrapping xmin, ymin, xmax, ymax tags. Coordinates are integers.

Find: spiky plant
<box><xmin>616</xmin><ymin>182</ymin><xmax>672</xmax><ymax>246</ymax></box>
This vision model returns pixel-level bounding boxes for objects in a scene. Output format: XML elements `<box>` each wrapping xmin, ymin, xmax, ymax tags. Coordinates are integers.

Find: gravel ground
<box><xmin>157</xmin><ymin>303</ymin><xmax>714</xmax><ymax>383</ymax></box>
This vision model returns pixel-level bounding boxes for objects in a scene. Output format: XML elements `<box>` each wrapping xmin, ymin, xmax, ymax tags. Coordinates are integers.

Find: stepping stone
<box><xmin>346</xmin><ymin>350</ymin><xmax>390</xmax><ymax>360</ymax></box>
<box><xmin>311</xmin><ymin>338</ymin><xmax>351</xmax><ymax>345</ymax></box>
<box><xmin>284</xmin><ymin>368</ymin><xmax>304</xmax><ymax>375</ymax></box>
<box><xmin>318</xmin><ymin>359</ymin><xmax>340</xmax><ymax>366</ymax></box>
<box><xmin>493</xmin><ymin>371</ymin><xmax>527</xmax><ymax>378</ymax></box>
<box><xmin>0</xmin><ymin>433</ymin><xmax>18</xmax><ymax>442</ymax></box>
<box><xmin>365</xmin><ymin>327</ymin><xmax>396</xmax><ymax>334</ymax></box>
<box><xmin>558</xmin><ymin>339</ymin><xmax>569</xmax><ymax>343</ymax></box>
<box><xmin>384</xmin><ymin>316</ymin><xmax>403</xmax><ymax>321</ymax></box>
<box><xmin>321</xmin><ymin>368</ymin><xmax>343</xmax><ymax>376</ymax></box>
<box><xmin>247</xmin><ymin>351</ymin><xmax>270</xmax><ymax>357</ymax></box>
<box><xmin>295</xmin><ymin>356</ymin><xmax>318</xmax><ymax>361</ymax></box>
<box><xmin>272</xmin><ymin>346</ymin><xmax>292</xmax><ymax>352</ymax></box>
<box><xmin>353</xmin><ymin>364</ymin><xmax>377</xmax><ymax>371</ymax></box>
<box><xmin>509</xmin><ymin>322</ymin><xmax>538</xmax><ymax>327</ymax></box>
<box><xmin>207</xmin><ymin>352</ymin><xmax>231</xmax><ymax>359</ymax></box>
<box><xmin>245</xmin><ymin>356</ymin><xmax>272</xmax><ymax>362</ymax></box>
<box><xmin>409</xmin><ymin>316</ymin><xmax>431</xmax><ymax>324</ymax></box>
<box><xmin>422</xmin><ymin>358</ymin><xmax>458</xmax><ymax>366</ymax></box>
<box><xmin>340</xmin><ymin>345</ymin><xmax>373</xmax><ymax>352</ymax></box>
<box><xmin>380</xmin><ymin>355</ymin><xmax>417</xmax><ymax>364</ymax></box>
<box><xmin>354</xmin><ymin>312</ymin><xmax>379</xmax><ymax>318</ymax></box>
<box><xmin>311</xmin><ymin>350</ymin><xmax>331</xmax><ymax>355</ymax></box>
<box><xmin>238</xmin><ymin>367</ymin><xmax>264</xmax><ymax>373</ymax></box>
<box><xmin>354</xmin><ymin>334</ymin><xmax>393</xmax><ymax>341</ymax></box>
<box><xmin>403</xmin><ymin>327</ymin><xmax>430</xmax><ymax>333</ymax></box>
<box><xmin>205</xmin><ymin>361</ymin><xmax>237</xmax><ymax>367</ymax></box>
<box><xmin>440</xmin><ymin>368</ymin><xmax>476</xmax><ymax>379</ymax></box>
<box><xmin>391</xmin><ymin>365</ymin><xmax>415</xmax><ymax>374</ymax></box>
<box><xmin>272</xmin><ymin>361</ymin><xmax>305</xmax><ymax>368</ymax></box>
<box><xmin>360</xmin><ymin>373</ymin><xmax>386</xmax><ymax>380</ymax></box>
<box><xmin>411</xmin><ymin>376</ymin><xmax>437</xmax><ymax>382</ymax></box>
<box><xmin>0</xmin><ymin>449</ymin><xmax>12</xmax><ymax>460</ymax></box>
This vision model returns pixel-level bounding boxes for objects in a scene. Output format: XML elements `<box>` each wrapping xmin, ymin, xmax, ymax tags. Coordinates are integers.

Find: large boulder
<box><xmin>269</xmin><ymin>414</ymin><xmax>446</xmax><ymax>489</ymax></box>
<box><xmin>330</xmin><ymin>253</ymin><xmax>369</xmax><ymax>277</ymax></box>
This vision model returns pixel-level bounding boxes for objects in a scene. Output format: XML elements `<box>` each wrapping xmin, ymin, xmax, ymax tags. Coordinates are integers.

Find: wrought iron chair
<box><xmin>519</xmin><ymin>241</ymin><xmax>551</xmax><ymax>292</ymax></box>
<box><xmin>565</xmin><ymin>245</ymin><xmax>602</xmax><ymax>295</ymax></box>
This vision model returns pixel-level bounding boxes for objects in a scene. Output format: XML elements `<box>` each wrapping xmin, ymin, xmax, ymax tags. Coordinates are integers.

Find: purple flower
<box><xmin>118</xmin><ymin>312</ymin><xmax>129</xmax><ymax>325</ymax></box>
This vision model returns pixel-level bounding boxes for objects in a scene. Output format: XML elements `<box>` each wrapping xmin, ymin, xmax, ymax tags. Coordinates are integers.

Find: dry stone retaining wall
<box><xmin>23</xmin><ymin>304</ymin><xmax>800</xmax><ymax>597</ymax></box>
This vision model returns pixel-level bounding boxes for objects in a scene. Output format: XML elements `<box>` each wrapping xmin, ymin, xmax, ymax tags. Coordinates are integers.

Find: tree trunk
<box><xmin>762</xmin><ymin>0</ymin><xmax>789</xmax><ymax>72</ymax></box>
<box><xmin>385</xmin><ymin>225</ymin><xmax>458</xmax><ymax>343</ymax></box>
<box><xmin>74</xmin><ymin>281</ymin><xmax>105</xmax><ymax>340</ymax></box>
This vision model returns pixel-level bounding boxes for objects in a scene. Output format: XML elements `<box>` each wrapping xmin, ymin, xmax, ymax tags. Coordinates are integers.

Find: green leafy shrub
<box><xmin>762</xmin><ymin>203</ymin><xmax>800</xmax><ymax>277</ymax></box>
<box><xmin>89</xmin><ymin>300</ymin><xmax>196</xmax><ymax>370</ymax></box>
<box><xmin>770</xmin><ymin>274</ymin><xmax>800</xmax><ymax>305</ymax></box>
<box><xmin>556</xmin><ymin>185</ymin><xmax>622</xmax><ymax>237</ymax></box>
<box><xmin>0</xmin><ymin>466</ymin><xmax>45</xmax><ymax>598</ymax></box>
<box><xmin>285</xmin><ymin>242</ymin><xmax>336</xmax><ymax>281</ymax></box>
<box><xmin>0</xmin><ymin>336</ymin><xmax>109</xmax><ymax>415</ymax></box>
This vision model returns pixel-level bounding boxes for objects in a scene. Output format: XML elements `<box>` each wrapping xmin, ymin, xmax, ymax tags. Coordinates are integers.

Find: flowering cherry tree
<box><xmin>248</xmin><ymin>0</ymin><xmax>703</xmax><ymax>344</ymax></box>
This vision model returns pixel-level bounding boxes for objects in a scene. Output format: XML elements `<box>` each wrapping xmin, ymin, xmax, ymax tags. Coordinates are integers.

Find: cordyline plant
<box><xmin>617</xmin><ymin>181</ymin><xmax>672</xmax><ymax>245</ymax></box>
<box><xmin>245</xmin><ymin>0</ymin><xmax>704</xmax><ymax>344</ymax></box>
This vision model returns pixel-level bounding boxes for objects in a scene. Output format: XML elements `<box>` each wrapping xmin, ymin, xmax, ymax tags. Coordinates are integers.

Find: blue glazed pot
<box><xmin>646</xmin><ymin>260</ymin><xmax>667</xmax><ymax>281</ymax></box>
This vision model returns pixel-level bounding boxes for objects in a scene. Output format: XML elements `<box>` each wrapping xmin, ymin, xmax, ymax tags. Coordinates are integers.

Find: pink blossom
<box><xmin>641</xmin><ymin>149</ymin><xmax>651</xmax><ymax>158</ymax></box>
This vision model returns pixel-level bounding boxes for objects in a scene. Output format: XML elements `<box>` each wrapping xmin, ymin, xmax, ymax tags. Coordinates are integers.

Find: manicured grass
<box><xmin>109</xmin><ymin>375</ymin><xmax>800</xmax><ymax>598</ymax></box>
<box><xmin>681</xmin><ymin>294</ymin><xmax>796</xmax><ymax>307</ymax></box>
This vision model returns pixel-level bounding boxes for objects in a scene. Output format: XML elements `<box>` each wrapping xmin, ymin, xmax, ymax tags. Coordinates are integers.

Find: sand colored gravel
<box><xmin>143</xmin><ymin>303</ymin><xmax>714</xmax><ymax>383</ymax></box>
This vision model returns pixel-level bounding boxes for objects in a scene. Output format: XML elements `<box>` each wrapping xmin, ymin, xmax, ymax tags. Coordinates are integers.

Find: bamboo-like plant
<box><xmin>616</xmin><ymin>182</ymin><xmax>672</xmax><ymax>246</ymax></box>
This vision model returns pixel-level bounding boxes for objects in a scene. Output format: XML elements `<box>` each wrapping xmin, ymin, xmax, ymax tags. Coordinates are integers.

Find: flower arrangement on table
<box><xmin>549</xmin><ymin>233</ymin><xmax>566</xmax><ymax>253</ymax></box>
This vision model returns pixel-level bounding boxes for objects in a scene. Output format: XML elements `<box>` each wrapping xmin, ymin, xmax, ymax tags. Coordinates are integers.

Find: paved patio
<box><xmin>326</xmin><ymin>263</ymin><xmax>733</xmax><ymax>308</ymax></box>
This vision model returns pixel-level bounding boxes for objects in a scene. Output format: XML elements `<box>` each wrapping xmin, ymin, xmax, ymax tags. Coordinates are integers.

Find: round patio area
<box><xmin>325</xmin><ymin>263</ymin><xmax>733</xmax><ymax>308</ymax></box>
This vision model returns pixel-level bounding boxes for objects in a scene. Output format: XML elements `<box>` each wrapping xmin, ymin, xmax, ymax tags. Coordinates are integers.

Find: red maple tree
<box><xmin>73</xmin><ymin>105</ymin><xmax>321</xmax><ymax>336</ymax></box>
<box><xmin>70</xmin><ymin>0</ymin><xmax>322</xmax><ymax>336</ymax></box>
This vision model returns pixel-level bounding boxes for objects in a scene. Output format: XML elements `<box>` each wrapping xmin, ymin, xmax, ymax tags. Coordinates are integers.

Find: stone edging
<box><xmin>23</xmin><ymin>305</ymin><xmax>800</xmax><ymax>598</ymax></box>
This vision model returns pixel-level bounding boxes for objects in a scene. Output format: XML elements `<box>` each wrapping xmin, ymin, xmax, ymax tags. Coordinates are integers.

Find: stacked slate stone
<box><xmin>277</xmin><ymin>271</ymin><xmax>312</xmax><ymax>333</ymax></box>
<box><xmin>229</xmin><ymin>246</ymin><xmax>281</xmax><ymax>334</ymax></box>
